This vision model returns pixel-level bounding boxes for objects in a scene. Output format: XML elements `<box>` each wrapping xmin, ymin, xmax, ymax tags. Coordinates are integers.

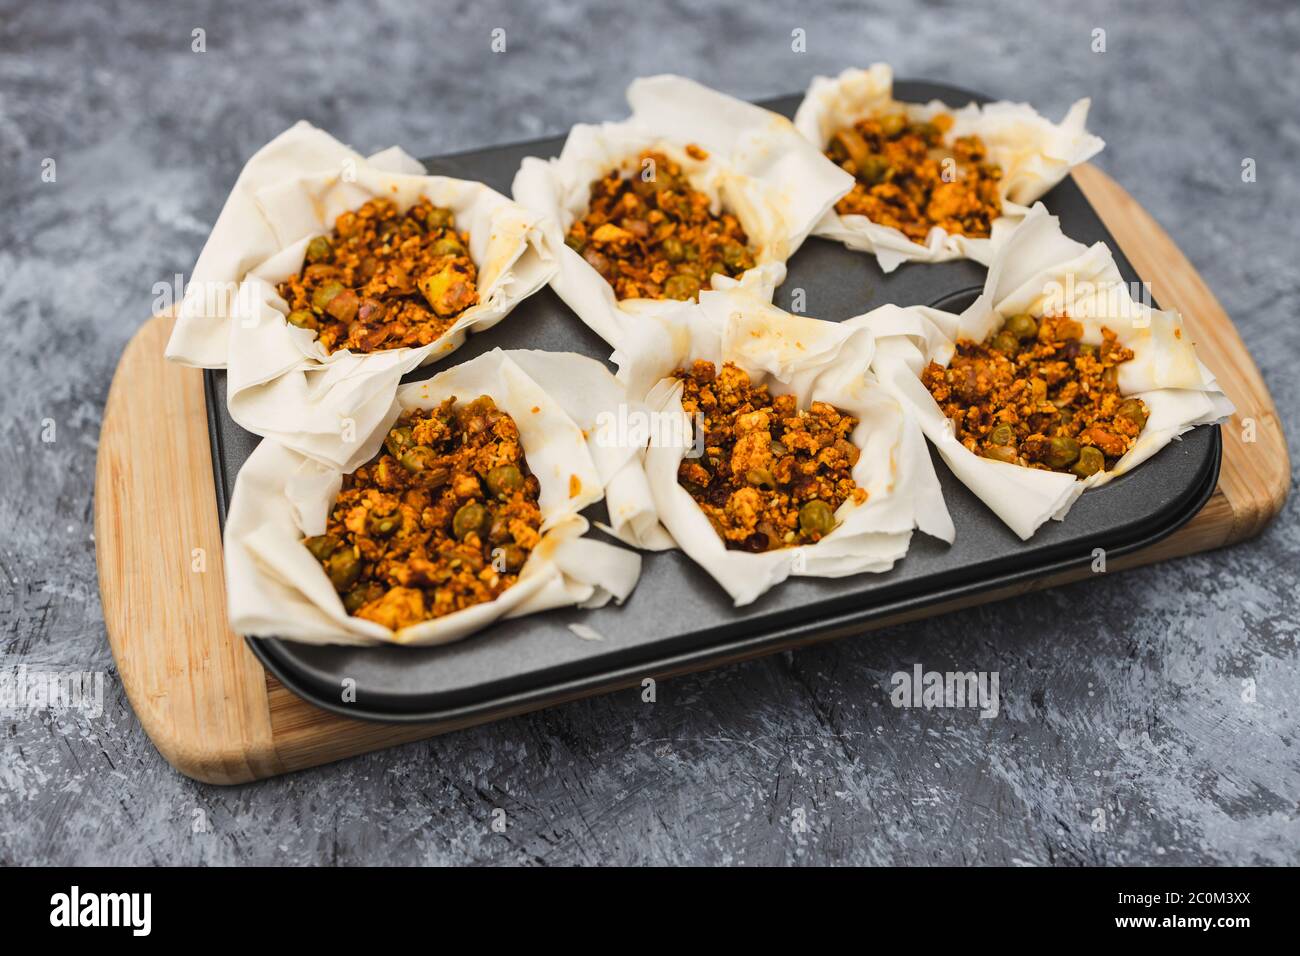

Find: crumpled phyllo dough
<box><xmin>165</xmin><ymin>121</ymin><xmax>557</xmax><ymax>470</ymax></box>
<box><xmin>610</xmin><ymin>283</ymin><xmax>953</xmax><ymax>606</ymax></box>
<box><xmin>849</xmin><ymin>203</ymin><xmax>1234</xmax><ymax>540</ymax></box>
<box><xmin>224</xmin><ymin>349</ymin><xmax>643</xmax><ymax>647</ymax></box>
<box><xmin>794</xmin><ymin>63</ymin><xmax>1104</xmax><ymax>272</ymax></box>
<box><xmin>512</xmin><ymin>74</ymin><xmax>853</xmax><ymax>350</ymax></box>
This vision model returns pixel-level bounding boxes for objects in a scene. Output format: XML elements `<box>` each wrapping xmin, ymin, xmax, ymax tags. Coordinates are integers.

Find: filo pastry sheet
<box><xmin>224</xmin><ymin>349</ymin><xmax>643</xmax><ymax>647</ymax></box>
<box><xmin>606</xmin><ymin>281</ymin><xmax>954</xmax><ymax>606</ymax></box>
<box><xmin>848</xmin><ymin>203</ymin><xmax>1234</xmax><ymax>540</ymax></box>
<box><xmin>512</xmin><ymin>74</ymin><xmax>853</xmax><ymax>350</ymax></box>
<box><xmin>794</xmin><ymin>63</ymin><xmax>1104</xmax><ymax>273</ymax></box>
<box><xmin>166</xmin><ymin>122</ymin><xmax>556</xmax><ymax>470</ymax></box>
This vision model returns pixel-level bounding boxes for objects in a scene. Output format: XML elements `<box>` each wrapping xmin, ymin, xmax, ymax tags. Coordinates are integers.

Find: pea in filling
<box><xmin>921</xmin><ymin>313</ymin><xmax>1148</xmax><ymax>478</ymax></box>
<box><xmin>302</xmin><ymin>396</ymin><xmax>542</xmax><ymax>630</ymax></box>
<box><xmin>564</xmin><ymin>147</ymin><xmax>756</xmax><ymax>302</ymax></box>
<box><xmin>276</xmin><ymin>196</ymin><xmax>479</xmax><ymax>354</ymax></box>
<box><xmin>826</xmin><ymin>111</ymin><xmax>1003</xmax><ymax>242</ymax></box>
<box><xmin>675</xmin><ymin>360</ymin><xmax>867</xmax><ymax>552</ymax></box>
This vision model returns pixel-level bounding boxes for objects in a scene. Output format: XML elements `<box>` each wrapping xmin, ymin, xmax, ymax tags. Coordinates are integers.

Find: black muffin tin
<box><xmin>205</xmin><ymin>82</ymin><xmax>1221</xmax><ymax>722</ymax></box>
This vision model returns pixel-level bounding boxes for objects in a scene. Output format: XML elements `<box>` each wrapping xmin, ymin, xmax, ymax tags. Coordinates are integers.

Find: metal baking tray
<box><xmin>204</xmin><ymin>81</ymin><xmax>1222</xmax><ymax>722</ymax></box>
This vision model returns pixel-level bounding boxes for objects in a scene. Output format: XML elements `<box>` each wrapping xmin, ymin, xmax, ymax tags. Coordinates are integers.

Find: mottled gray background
<box><xmin>2</xmin><ymin>0</ymin><xmax>1297</xmax><ymax>865</ymax></box>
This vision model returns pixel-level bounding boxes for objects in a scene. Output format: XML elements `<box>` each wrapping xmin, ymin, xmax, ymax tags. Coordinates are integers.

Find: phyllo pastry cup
<box><xmin>849</xmin><ymin>203</ymin><xmax>1234</xmax><ymax>540</ymax></box>
<box><xmin>166</xmin><ymin>122</ymin><xmax>557</xmax><ymax>470</ymax></box>
<box><xmin>794</xmin><ymin>63</ymin><xmax>1104</xmax><ymax>272</ymax></box>
<box><xmin>609</xmin><ymin>282</ymin><xmax>953</xmax><ymax>606</ymax></box>
<box><xmin>512</xmin><ymin>75</ymin><xmax>853</xmax><ymax>350</ymax></box>
<box><xmin>223</xmin><ymin>349</ymin><xmax>642</xmax><ymax>647</ymax></box>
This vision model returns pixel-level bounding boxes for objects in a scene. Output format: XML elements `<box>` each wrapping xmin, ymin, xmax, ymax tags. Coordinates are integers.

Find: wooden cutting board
<box><xmin>93</xmin><ymin>166</ymin><xmax>1290</xmax><ymax>784</ymax></box>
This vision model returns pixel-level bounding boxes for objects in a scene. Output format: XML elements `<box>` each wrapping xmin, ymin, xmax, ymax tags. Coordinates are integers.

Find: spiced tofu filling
<box><xmin>276</xmin><ymin>196</ymin><xmax>479</xmax><ymax>354</ymax></box>
<box><xmin>674</xmin><ymin>361</ymin><xmax>867</xmax><ymax>552</ymax></box>
<box><xmin>922</xmin><ymin>313</ymin><xmax>1149</xmax><ymax>478</ymax></box>
<box><xmin>826</xmin><ymin>111</ymin><xmax>1003</xmax><ymax>242</ymax></box>
<box><xmin>302</xmin><ymin>396</ymin><xmax>542</xmax><ymax>630</ymax></box>
<box><xmin>564</xmin><ymin>147</ymin><xmax>757</xmax><ymax>301</ymax></box>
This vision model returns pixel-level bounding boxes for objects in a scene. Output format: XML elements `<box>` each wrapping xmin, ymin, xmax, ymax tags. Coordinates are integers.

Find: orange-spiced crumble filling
<box><xmin>302</xmin><ymin>396</ymin><xmax>542</xmax><ymax>630</ymax></box>
<box><xmin>826</xmin><ymin>111</ymin><xmax>1003</xmax><ymax>241</ymax></box>
<box><xmin>922</xmin><ymin>313</ymin><xmax>1148</xmax><ymax>478</ymax></box>
<box><xmin>674</xmin><ymin>361</ymin><xmax>866</xmax><ymax>552</ymax></box>
<box><xmin>565</xmin><ymin>148</ymin><xmax>756</xmax><ymax>301</ymax></box>
<box><xmin>276</xmin><ymin>197</ymin><xmax>478</xmax><ymax>353</ymax></box>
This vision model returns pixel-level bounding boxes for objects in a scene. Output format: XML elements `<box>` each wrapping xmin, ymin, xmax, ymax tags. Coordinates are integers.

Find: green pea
<box><xmin>983</xmin><ymin>445</ymin><xmax>1019</xmax><ymax>464</ymax></box>
<box><xmin>1070</xmin><ymin>445</ymin><xmax>1105</xmax><ymax>479</ymax></box>
<box><xmin>367</xmin><ymin>512</ymin><xmax>400</xmax><ymax>537</ymax></box>
<box><xmin>342</xmin><ymin>587</ymin><xmax>371</xmax><ymax>614</ymax></box>
<box><xmin>663</xmin><ymin>273</ymin><xmax>701</xmax><ymax>300</ymax></box>
<box><xmin>485</xmin><ymin>464</ymin><xmax>524</xmax><ymax>498</ymax></box>
<box><xmin>425</xmin><ymin>206</ymin><xmax>454</xmax><ymax>229</ymax></box>
<box><xmin>992</xmin><ymin>331</ymin><xmax>1020</xmax><ymax>354</ymax></box>
<box><xmin>452</xmin><ymin>502</ymin><xmax>488</xmax><ymax>540</ymax></box>
<box><xmin>989</xmin><ymin>423</ymin><xmax>1015</xmax><ymax>446</ymax></box>
<box><xmin>721</xmin><ymin>242</ymin><xmax>752</xmax><ymax>271</ymax></box>
<box><xmin>798</xmin><ymin>499</ymin><xmax>836</xmax><ymax>536</ymax></box>
<box><xmin>1044</xmin><ymin>436</ymin><xmax>1081</xmax><ymax>469</ymax></box>
<box><xmin>858</xmin><ymin>154</ymin><xmax>893</xmax><ymax>185</ymax></box>
<box><xmin>770</xmin><ymin>441</ymin><xmax>788</xmax><ymax>458</ymax></box>
<box><xmin>399</xmin><ymin>446</ymin><xmax>438</xmax><ymax>474</ymax></box>
<box><xmin>661</xmin><ymin>236</ymin><xmax>685</xmax><ymax>262</ymax></box>
<box><xmin>745</xmin><ymin>467</ymin><xmax>776</xmax><ymax>490</ymax></box>
<box><xmin>1004</xmin><ymin>313</ymin><xmax>1038</xmax><ymax>341</ymax></box>
<box><xmin>878</xmin><ymin>113</ymin><xmax>907</xmax><ymax>138</ymax></box>
<box><xmin>431</xmin><ymin>236</ymin><xmax>466</xmax><ymax>257</ymax></box>
<box><xmin>384</xmin><ymin>425</ymin><xmax>414</xmax><ymax>458</ymax></box>
<box><xmin>302</xmin><ymin>534</ymin><xmax>341</xmax><ymax>561</ymax></box>
<box><xmin>305</xmin><ymin>236</ymin><xmax>333</xmax><ymax>263</ymax></box>
<box><xmin>286</xmin><ymin>309</ymin><xmax>318</xmax><ymax>331</ymax></box>
<box><xmin>1117</xmin><ymin>399</ymin><xmax>1148</xmax><ymax>430</ymax></box>
<box><xmin>494</xmin><ymin>544</ymin><xmax>527</xmax><ymax>573</ymax></box>
<box><xmin>311</xmin><ymin>281</ymin><xmax>345</xmax><ymax>312</ymax></box>
<box><xmin>325</xmin><ymin>548</ymin><xmax>361</xmax><ymax>591</ymax></box>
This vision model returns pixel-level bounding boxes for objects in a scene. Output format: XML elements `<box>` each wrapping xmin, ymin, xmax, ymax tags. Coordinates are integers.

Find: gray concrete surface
<box><xmin>1</xmin><ymin>0</ymin><xmax>1297</xmax><ymax>865</ymax></box>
